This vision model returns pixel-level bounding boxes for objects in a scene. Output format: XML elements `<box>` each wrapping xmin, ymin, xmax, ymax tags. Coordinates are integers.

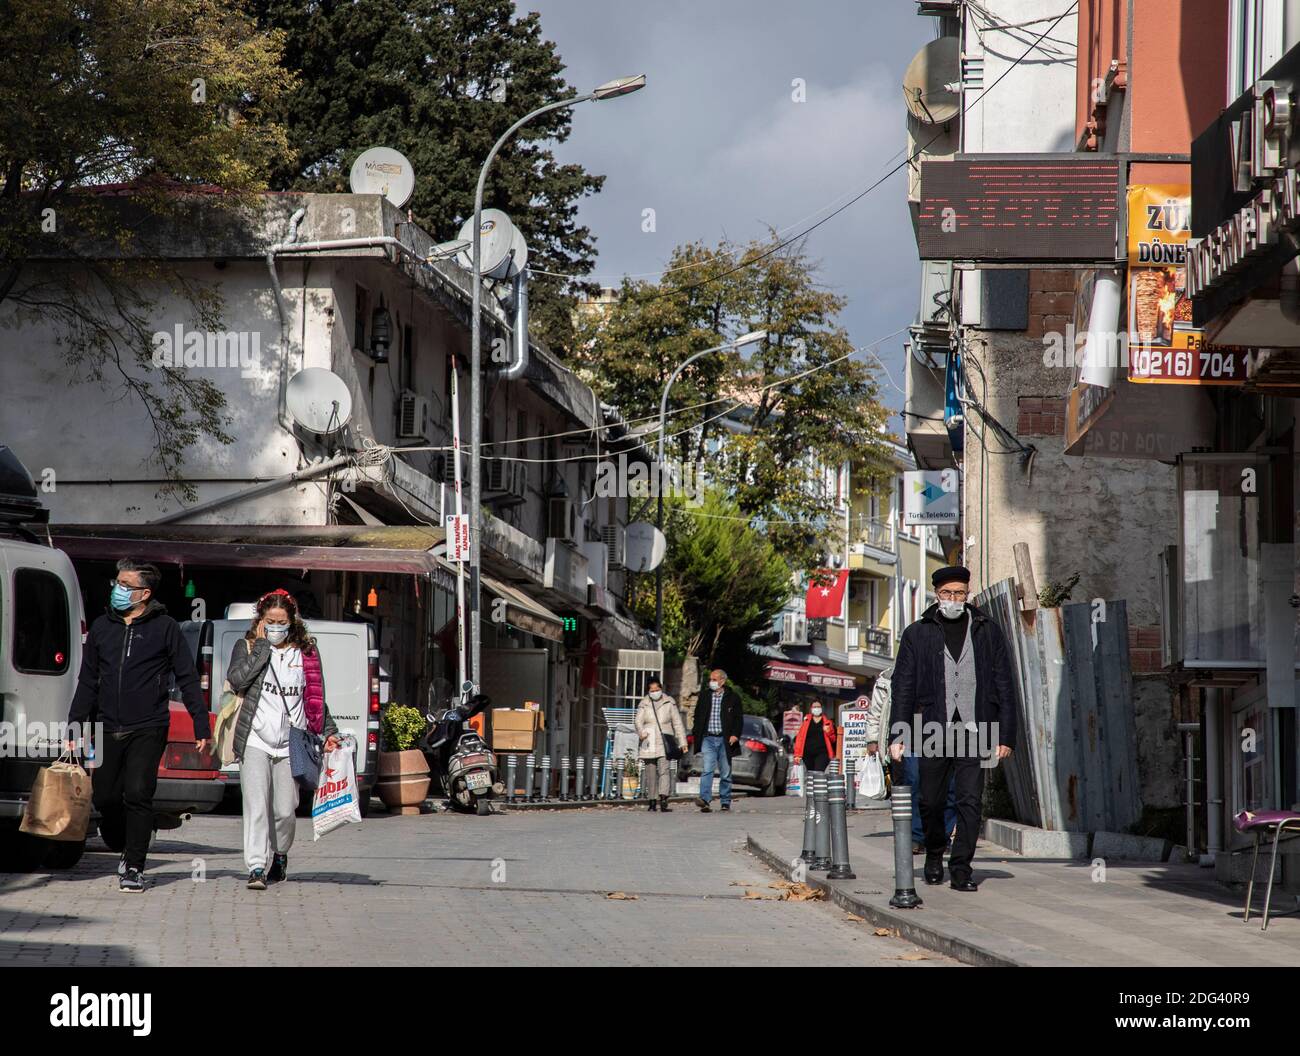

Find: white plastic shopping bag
<box><xmin>312</xmin><ymin>738</ymin><xmax>362</xmax><ymax>840</ymax></box>
<box><xmin>787</xmin><ymin>761</ymin><xmax>805</xmax><ymax>797</ymax></box>
<box><xmin>858</xmin><ymin>751</ymin><xmax>887</xmax><ymax>800</ymax></box>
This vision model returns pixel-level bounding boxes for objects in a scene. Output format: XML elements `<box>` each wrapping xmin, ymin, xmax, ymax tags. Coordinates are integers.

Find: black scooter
<box><xmin>421</xmin><ymin>682</ymin><xmax>502</xmax><ymax>815</ymax></box>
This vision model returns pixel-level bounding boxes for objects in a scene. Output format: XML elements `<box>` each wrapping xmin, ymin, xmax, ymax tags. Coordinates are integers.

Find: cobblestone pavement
<box><xmin>0</xmin><ymin>796</ymin><xmax>957</xmax><ymax>967</ymax></box>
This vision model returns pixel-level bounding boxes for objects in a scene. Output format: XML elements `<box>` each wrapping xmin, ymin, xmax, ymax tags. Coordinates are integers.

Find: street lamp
<box><xmin>654</xmin><ymin>329</ymin><xmax>768</xmax><ymax>638</ymax></box>
<box><xmin>468</xmin><ymin>74</ymin><xmax>645</xmax><ymax>689</ymax></box>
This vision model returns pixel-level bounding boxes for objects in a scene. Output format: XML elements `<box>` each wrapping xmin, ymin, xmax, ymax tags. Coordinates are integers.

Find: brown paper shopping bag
<box><xmin>20</xmin><ymin>752</ymin><xmax>91</xmax><ymax>841</ymax></box>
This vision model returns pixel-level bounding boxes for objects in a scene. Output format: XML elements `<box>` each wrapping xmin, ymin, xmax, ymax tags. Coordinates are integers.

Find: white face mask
<box><xmin>649</xmin><ymin>690</ymin><xmax>662</xmax><ymax>700</ymax></box>
<box><xmin>708</xmin><ymin>681</ymin><xmax>720</xmax><ymax>692</ymax></box>
<box><xmin>938</xmin><ymin>600</ymin><xmax>965</xmax><ymax>620</ymax></box>
<box><xmin>811</xmin><ymin>707</ymin><xmax>823</xmax><ymax>717</ymax></box>
<box><xmin>265</xmin><ymin>623</ymin><xmax>290</xmax><ymax>645</ymax></box>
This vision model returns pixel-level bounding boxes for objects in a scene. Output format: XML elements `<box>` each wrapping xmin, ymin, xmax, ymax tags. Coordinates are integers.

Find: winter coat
<box><xmin>864</xmin><ymin>666</ymin><xmax>893</xmax><ymax>748</ymax></box>
<box><xmin>690</xmin><ymin>686</ymin><xmax>745</xmax><ymax>757</ymax></box>
<box><xmin>227</xmin><ymin>636</ymin><xmax>337</xmax><ymax>762</ymax></box>
<box><xmin>69</xmin><ymin>600</ymin><xmax>209</xmax><ymax>737</ymax></box>
<box><xmin>635</xmin><ymin>694</ymin><xmax>687</xmax><ymax>759</ymax></box>
<box><xmin>887</xmin><ymin>603</ymin><xmax>1018</xmax><ymax>751</ymax></box>
<box><xmin>793</xmin><ymin>714</ymin><xmax>837</xmax><ymax>760</ymax></box>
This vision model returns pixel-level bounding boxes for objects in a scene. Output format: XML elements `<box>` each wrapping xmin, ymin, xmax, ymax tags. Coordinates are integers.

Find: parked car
<box><xmin>0</xmin><ymin>446</ymin><xmax>221</xmax><ymax>871</ymax></box>
<box><xmin>180</xmin><ymin>610</ymin><xmax>380</xmax><ymax>814</ymax></box>
<box><xmin>683</xmin><ymin>714</ymin><xmax>790</xmax><ymax>796</ymax></box>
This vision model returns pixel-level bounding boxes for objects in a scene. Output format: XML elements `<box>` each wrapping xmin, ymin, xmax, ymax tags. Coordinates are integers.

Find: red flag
<box><xmin>805</xmin><ymin>570</ymin><xmax>849</xmax><ymax>618</ymax></box>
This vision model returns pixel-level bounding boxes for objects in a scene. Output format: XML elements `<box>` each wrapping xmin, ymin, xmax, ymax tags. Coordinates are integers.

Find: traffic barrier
<box><xmin>826</xmin><ymin>773</ymin><xmax>856</xmax><ymax>880</ymax></box>
<box><xmin>888</xmin><ymin>779</ymin><xmax>923</xmax><ymax>909</ymax></box>
<box><xmin>811</xmin><ymin>772</ymin><xmax>832</xmax><ymax>870</ymax></box>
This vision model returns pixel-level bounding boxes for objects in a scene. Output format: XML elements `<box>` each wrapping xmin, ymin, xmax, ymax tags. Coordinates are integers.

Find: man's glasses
<box><xmin>111</xmin><ymin>579</ymin><xmax>142</xmax><ymax>591</ymax></box>
<box><xmin>936</xmin><ymin>590</ymin><xmax>968</xmax><ymax>601</ymax></box>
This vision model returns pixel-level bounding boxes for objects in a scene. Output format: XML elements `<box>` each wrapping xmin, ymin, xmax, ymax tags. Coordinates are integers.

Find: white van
<box><xmin>181</xmin><ymin>610</ymin><xmax>380</xmax><ymax>813</ymax></box>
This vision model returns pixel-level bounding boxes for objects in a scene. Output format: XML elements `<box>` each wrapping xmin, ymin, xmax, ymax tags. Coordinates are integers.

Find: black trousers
<box><xmin>93</xmin><ymin>725</ymin><xmax>168</xmax><ymax>870</ymax></box>
<box><xmin>919</xmin><ymin>752</ymin><xmax>985</xmax><ymax>882</ymax></box>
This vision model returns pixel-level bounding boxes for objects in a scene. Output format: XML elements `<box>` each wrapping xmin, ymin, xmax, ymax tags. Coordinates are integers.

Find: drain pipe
<box><xmin>266</xmin><ymin>208</ymin><xmax>308</xmax><ymax>434</ymax></box>
<box><xmin>1203</xmin><ymin>687</ymin><xmax>1223</xmax><ymax>867</ymax></box>
<box><xmin>499</xmin><ymin>267</ymin><xmax>529</xmax><ymax>380</ymax></box>
<box><xmin>149</xmin><ymin>453</ymin><xmax>354</xmax><ymax>525</ymax></box>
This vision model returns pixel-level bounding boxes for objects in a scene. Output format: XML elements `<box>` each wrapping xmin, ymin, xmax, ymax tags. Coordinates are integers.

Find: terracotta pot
<box><xmin>376</xmin><ymin>749</ymin><xmax>431</xmax><ymax>815</ymax></box>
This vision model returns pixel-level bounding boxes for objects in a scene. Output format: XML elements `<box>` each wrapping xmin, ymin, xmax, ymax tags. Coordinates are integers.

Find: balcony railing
<box><xmin>851</xmin><ymin>517</ymin><xmax>894</xmax><ymax>552</ymax></box>
<box><xmin>846</xmin><ymin>622</ymin><xmax>891</xmax><ymax>658</ymax></box>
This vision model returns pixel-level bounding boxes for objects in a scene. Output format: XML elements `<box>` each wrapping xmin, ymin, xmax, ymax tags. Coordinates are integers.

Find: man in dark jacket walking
<box><xmin>690</xmin><ymin>668</ymin><xmax>743</xmax><ymax>812</ymax></box>
<box><xmin>68</xmin><ymin>559</ymin><xmax>211</xmax><ymax>892</ymax></box>
<box><xmin>888</xmin><ymin>566</ymin><xmax>1016</xmax><ymax>892</ymax></box>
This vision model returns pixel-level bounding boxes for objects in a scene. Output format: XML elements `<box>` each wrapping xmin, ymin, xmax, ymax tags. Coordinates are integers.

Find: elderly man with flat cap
<box><xmin>888</xmin><ymin>565</ymin><xmax>1016</xmax><ymax>891</ymax></box>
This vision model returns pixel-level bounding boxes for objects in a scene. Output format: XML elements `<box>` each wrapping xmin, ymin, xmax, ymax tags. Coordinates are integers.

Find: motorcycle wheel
<box><xmin>474</xmin><ymin>797</ymin><xmax>491</xmax><ymax>816</ymax></box>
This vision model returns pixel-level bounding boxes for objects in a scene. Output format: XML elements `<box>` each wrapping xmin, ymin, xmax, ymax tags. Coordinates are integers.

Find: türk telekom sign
<box><xmin>1189</xmin><ymin>41</ymin><xmax>1300</xmax><ymax>325</ymax></box>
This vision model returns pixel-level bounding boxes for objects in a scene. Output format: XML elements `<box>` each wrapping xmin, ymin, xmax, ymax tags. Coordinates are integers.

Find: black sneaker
<box><xmin>247</xmin><ymin>869</ymin><xmax>267</xmax><ymax>891</ymax></box>
<box><xmin>267</xmin><ymin>854</ymin><xmax>288</xmax><ymax>884</ymax></box>
<box><xmin>720</xmin><ymin>802</ymin><xmax>731</xmax><ymax>812</ymax></box>
<box><xmin>119</xmin><ymin>868</ymin><xmax>145</xmax><ymax>894</ymax></box>
<box><xmin>117</xmin><ymin>855</ymin><xmax>146</xmax><ymax>878</ymax></box>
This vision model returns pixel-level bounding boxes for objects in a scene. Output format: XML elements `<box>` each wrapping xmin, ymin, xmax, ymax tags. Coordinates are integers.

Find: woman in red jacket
<box><xmin>792</xmin><ymin>703</ymin><xmax>837</xmax><ymax>774</ymax></box>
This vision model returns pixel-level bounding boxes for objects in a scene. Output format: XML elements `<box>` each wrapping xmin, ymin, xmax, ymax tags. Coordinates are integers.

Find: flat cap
<box><xmin>932</xmin><ymin>565</ymin><xmax>971</xmax><ymax>590</ymax></box>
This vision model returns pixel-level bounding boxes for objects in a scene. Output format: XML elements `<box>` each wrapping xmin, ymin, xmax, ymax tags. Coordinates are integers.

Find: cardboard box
<box><xmin>491</xmin><ymin>708</ymin><xmax>541</xmax><ymax>752</ymax></box>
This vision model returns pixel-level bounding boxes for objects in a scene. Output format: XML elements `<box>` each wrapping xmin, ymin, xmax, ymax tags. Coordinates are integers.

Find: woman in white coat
<box><xmin>635</xmin><ymin>678</ymin><xmax>687</xmax><ymax>813</ymax></box>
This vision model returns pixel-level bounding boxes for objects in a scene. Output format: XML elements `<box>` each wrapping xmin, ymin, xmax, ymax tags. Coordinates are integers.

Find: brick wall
<box><xmin>1024</xmin><ymin>268</ymin><xmax>1076</xmax><ymax>339</ymax></box>
<box><xmin>1016</xmin><ymin>396</ymin><xmax>1066</xmax><ymax>436</ymax></box>
<box><xmin>1128</xmin><ymin>624</ymin><xmax>1164</xmax><ymax>673</ymax></box>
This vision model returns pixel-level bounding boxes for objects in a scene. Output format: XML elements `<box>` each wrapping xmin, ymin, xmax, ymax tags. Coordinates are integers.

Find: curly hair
<box><xmin>244</xmin><ymin>589</ymin><xmax>315</xmax><ymax>652</ymax></box>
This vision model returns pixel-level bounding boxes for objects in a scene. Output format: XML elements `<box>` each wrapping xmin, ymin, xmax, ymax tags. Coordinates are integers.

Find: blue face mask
<box><xmin>110</xmin><ymin>584</ymin><xmax>138</xmax><ymax>611</ymax></box>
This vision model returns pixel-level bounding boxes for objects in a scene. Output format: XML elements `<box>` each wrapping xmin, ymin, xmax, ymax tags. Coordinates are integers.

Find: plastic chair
<box><xmin>1233</xmin><ymin>809</ymin><xmax>1300</xmax><ymax>930</ymax></box>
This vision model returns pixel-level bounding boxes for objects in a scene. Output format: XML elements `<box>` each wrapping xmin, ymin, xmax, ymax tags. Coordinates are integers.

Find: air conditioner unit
<box><xmin>602</xmin><ymin>524</ymin><xmax>625</xmax><ymax>570</ymax></box>
<box><xmin>484</xmin><ymin>457</ymin><xmax>509</xmax><ymax>492</ymax></box>
<box><xmin>548</xmin><ymin>497</ymin><xmax>577</xmax><ymax>542</ymax></box>
<box><xmin>398</xmin><ymin>391</ymin><xmax>429</xmax><ymax>439</ymax></box>
<box><xmin>781</xmin><ymin>613</ymin><xmax>809</xmax><ymax>645</ymax></box>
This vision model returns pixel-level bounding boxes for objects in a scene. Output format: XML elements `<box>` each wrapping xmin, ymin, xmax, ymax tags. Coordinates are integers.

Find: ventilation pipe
<box><xmin>1079</xmin><ymin>267</ymin><xmax>1124</xmax><ymax>388</ymax></box>
<box><xmin>500</xmin><ymin>267</ymin><xmax>530</xmax><ymax>380</ymax></box>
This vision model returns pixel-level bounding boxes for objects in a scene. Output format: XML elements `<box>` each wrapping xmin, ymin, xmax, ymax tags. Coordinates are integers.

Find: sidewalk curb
<box><xmin>500</xmin><ymin>795</ymin><xmax>695</xmax><ymax>812</ymax></box>
<box><xmin>745</xmin><ymin>834</ymin><xmax>1023</xmax><ymax>967</ymax></box>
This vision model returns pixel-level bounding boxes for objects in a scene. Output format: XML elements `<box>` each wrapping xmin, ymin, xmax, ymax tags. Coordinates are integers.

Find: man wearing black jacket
<box><xmin>888</xmin><ymin>566</ymin><xmax>1016</xmax><ymax>892</ymax></box>
<box><xmin>690</xmin><ymin>668</ymin><xmax>744</xmax><ymax>812</ymax></box>
<box><xmin>68</xmin><ymin>559</ymin><xmax>211</xmax><ymax>892</ymax></box>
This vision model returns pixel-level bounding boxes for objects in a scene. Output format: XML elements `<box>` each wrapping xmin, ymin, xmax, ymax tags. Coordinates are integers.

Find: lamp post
<box><xmin>654</xmin><ymin>329</ymin><xmax>768</xmax><ymax>639</ymax></box>
<box><xmin>467</xmin><ymin>74</ymin><xmax>645</xmax><ymax>690</ymax></box>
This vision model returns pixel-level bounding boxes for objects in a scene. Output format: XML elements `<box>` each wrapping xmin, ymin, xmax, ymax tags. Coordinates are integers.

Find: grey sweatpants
<box><xmin>642</xmin><ymin>756</ymin><xmax>672</xmax><ymax>798</ymax></box>
<box><xmin>241</xmin><ymin>746</ymin><xmax>297</xmax><ymax>872</ymax></box>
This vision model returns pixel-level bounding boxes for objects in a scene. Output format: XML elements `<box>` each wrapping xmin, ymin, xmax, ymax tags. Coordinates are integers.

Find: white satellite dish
<box><xmin>286</xmin><ymin>367</ymin><xmax>353</xmax><ymax>434</ymax></box>
<box><xmin>903</xmin><ymin>37</ymin><xmax>961</xmax><ymax>124</ymax></box>
<box><xmin>348</xmin><ymin>147</ymin><xmax>416</xmax><ymax>208</ymax></box>
<box><xmin>506</xmin><ymin>224</ymin><xmax>529</xmax><ymax>278</ymax></box>
<box><xmin>456</xmin><ymin>208</ymin><xmax>517</xmax><ymax>280</ymax></box>
<box><xmin>624</xmin><ymin>522</ymin><xmax>667</xmax><ymax>573</ymax></box>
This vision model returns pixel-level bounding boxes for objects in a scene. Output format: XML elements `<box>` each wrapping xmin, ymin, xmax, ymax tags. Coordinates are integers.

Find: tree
<box><xmin>0</xmin><ymin>0</ymin><xmax>293</xmax><ymax>496</ymax></box>
<box><xmin>251</xmin><ymin>0</ymin><xmax>604</xmax><ymax>354</ymax></box>
<box><xmin>573</xmin><ymin>235</ymin><xmax>895</xmax><ymax>570</ymax></box>
<box><xmin>631</xmin><ymin>490</ymin><xmax>791</xmax><ymax>669</ymax></box>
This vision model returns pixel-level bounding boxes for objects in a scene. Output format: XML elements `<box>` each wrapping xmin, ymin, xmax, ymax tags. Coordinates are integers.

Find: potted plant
<box><xmin>376</xmin><ymin>706</ymin><xmax>431</xmax><ymax>814</ymax></box>
<box><xmin>620</xmin><ymin>748</ymin><xmax>640</xmax><ymax>800</ymax></box>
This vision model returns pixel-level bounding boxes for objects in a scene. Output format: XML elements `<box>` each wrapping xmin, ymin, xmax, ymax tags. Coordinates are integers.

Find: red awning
<box><xmin>763</xmin><ymin>660</ymin><xmax>857</xmax><ymax>691</ymax></box>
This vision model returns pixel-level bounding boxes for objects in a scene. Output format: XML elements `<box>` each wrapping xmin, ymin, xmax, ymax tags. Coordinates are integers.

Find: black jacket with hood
<box><xmin>68</xmin><ymin>600</ymin><xmax>210</xmax><ymax>737</ymax></box>
<box><xmin>886</xmin><ymin>601</ymin><xmax>1017</xmax><ymax>752</ymax></box>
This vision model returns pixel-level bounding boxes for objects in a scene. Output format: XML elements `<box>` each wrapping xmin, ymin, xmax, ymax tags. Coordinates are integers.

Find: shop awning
<box><xmin>477</xmin><ymin>570</ymin><xmax>566</xmax><ymax>643</ymax></box>
<box><xmin>763</xmin><ymin>660</ymin><xmax>858</xmax><ymax>691</ymax></box>
<box><xmin>49</xmin><ymin>524</ymin><xmax>453</xmax><ymax>586</ymax></box>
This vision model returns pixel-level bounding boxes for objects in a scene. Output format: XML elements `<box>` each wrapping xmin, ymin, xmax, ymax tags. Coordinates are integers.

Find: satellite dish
<box><xmin>624</xmin><ymin>522</ymin><xmax>667</xmax><ymax>573</ymax></box>
<box><xmin>456</xmin><ymin>208</ymin><xmax>517</xmax><ymax>280</ymax></box>
<box><xmin>903</xmin><ymin>36</ymin><xmax>960</xmax><ymax>124</ymax></box>
<box><xmin>348</xmin><ymin>147</ymin><xmax>416</xmax><ymax>208</ymax></box>
<box><xmin>505</xmin><ymin>225</ymin><xmax>529</xmax><ymax>279</ymax></box>
<box><xmin>286</xmin><ymin>367</ymin><xmax>353</xmax><ymax>434</ymax></box>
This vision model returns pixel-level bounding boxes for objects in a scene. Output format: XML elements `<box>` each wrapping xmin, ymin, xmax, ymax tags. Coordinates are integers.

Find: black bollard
<box><xmin>888</xmin><ymin>771</ymin><xmax>923</xmax><ymax>909</ymax></box>
<box><xmin>559</xmin><ymin>756</ymin><xmax>571</xmax><ymax>801</ymax></box>
<box><xmin>591</xmin><ymin>754</ymin><xmax>603</xmax><ymax>799</ymax></box>
<box><xmin>575</xmin><ymin>756</ymin><xmax>586</xmax><ymax>801</ymax></box>
<box><xmin>611</xmin><ymin>758</ymin><xmax>624</xmax><ymax>800</ymax></box>
<box><xmin>844</xmin><ymin>757</ymin><xmax>856</xmax><ymax>810</ymax></box>
<box><xmin>539</xmin><ymin>754</ymin><xmax>552</xmax><ymax>801</ymax></box>
<box><xmin>524</xmin><ymin>754</ymin><xmax>537</xmax><ymax>803</ymax></box>
<box><xmin>826</xmin><ymin>773</ymin><xmax>856</xmax><ymax>880</ymax></box>
<box><xmin>506</xmin><ymin>754</ymin><xmax>518</xmax><ymax>804</ymax></box>
<box><xmin>811</xmin><ymin>772</ymin><xmax>832</xmax><ymax>871</ymax></box>
<box><xmin>799</xmin><ymin>779</ymin><xmax>817</xmax><ymax>862</ymax></box>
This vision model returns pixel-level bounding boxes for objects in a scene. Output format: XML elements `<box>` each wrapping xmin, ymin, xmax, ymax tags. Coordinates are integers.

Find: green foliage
<box><xmin>0</xmin><ymin>0</ymin><xmax>293</xmax><ymax>496</ymax></box>
<box><xmin>1038</xmin><ymin>572</ymin><xmax>1082</xmax><ymax>608</ymax></box>
<box><xmin>572</xmin><ymin>235</ymin><xmax>895</xmax><ymax>570</ymax></box>
<box><xmin>380</xmin><ymin>705</ymin><xmax>427</xmax><ymax>753</ymax></box>
<box><xmin>251</xmin><ymin>0</ymin><xmax>603</xmax><ymax>354</ymax></box>
<box><xmin>627</xmin><ymin>573</ymin><xmax>688</xmax><ymax>663</ymax></box>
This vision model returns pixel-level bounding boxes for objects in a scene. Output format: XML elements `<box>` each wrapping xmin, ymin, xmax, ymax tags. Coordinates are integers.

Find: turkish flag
<box><xmin>805</xmin><ymin>570</ymin><xmax>849</xmax><ymax>618</ymax></box>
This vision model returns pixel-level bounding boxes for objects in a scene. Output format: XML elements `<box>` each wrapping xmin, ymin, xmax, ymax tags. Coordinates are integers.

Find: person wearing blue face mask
<box><xmin>68</xmin><ymin>558</ymin><xmax>211</xmax><ymax>893</ymax></box>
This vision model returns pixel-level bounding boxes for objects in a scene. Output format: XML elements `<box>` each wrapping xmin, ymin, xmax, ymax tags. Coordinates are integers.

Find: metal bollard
<box><xmin>506</xmin><ymin>754</ymin><xmax>518</xmax><ymax>804</ymax></box>
<box><xmin>590</xmin><ymin>754</ymin><xmax>603</xmax><ymax>799</ymax></box>
<box><xmin>799</xmin><ymin>779</ymin><xmax>818</xmax><ymax>862</ymax></box>
<box><xmin>575</xmin><ymin>756</ymin><xmax>586</xmax><ymax>801</ymax></box>
<box><xmin>826</xmin><ymin>773</ymin><xmax>856</xmax><ymax>880</ymax></box>
<box><xmin>669</xmin><ymin>758</ymin><xmax>678</xmax><ymax>792</ymax></box>
<box><xmin>844</xmin><ymin>757</ymin><xmax>856</xmax><ymax>810</ymax></box>
<box><xmin>888</xmin><ymin>780</ymin><xmax>923</xmax><ymax>909</ymax></box>
<box><xmin>811</xmin><ymin>772</ymin><xmax>832</xmax><ymax>871</ymax></box>
<box><xmin>611</xmin><ymin>758</ymin><xmax>624</xmax><ymax>800</ymax></box>
<box><xmin>539</xmin><ymin>755</ymin><xmax>552</xmax><ymax>801</ymax></box>
<box><xmin>637</xmin><ymin>759</ymin><xmax>647</xmax><ymax>799</ymax></box>
<box><xmin>524</xmin><ymin>754</ymin><xmax>537</xmax><ymax>803</ymax></box>
<box><xmin>827</xmin><ymin>759</ymin><xmax>839</xmax><ymax>775</ymax></box>
<box><xmin>559</xmin><ymin>756</ymin><xmax>571</xmax><ymax>801</ymax></box>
